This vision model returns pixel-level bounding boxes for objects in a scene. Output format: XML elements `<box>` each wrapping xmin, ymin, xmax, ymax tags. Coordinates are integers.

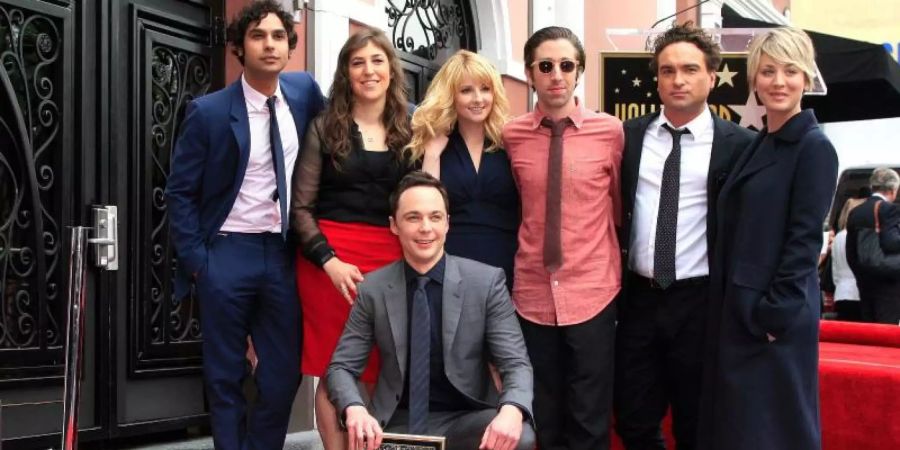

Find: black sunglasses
<box><xmin>533</xmin><ymin>60</ymin><xmax>578</xmax><ymax>74</ymax></box>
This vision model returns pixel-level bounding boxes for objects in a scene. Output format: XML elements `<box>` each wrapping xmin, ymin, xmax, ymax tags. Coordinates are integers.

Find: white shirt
<box><xmin>831</xmin><ymin>230</ymin><xmax>860</xmax><ymax>301</ymax></box>
<box><xmin>629</xmin><ymin>107</ymin><xmax>714</xmax><ymax>279</ymax></box>
<box><xmin>221</xmin><ymin>75</ymin><xmax>300</xmax><ymax>233</ymax></box>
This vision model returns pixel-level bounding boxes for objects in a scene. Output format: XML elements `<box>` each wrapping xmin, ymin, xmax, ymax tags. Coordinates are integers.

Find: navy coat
<box><xmin>699</xmin><ymin>110</ymin><xmax>838</xmax><ymax>450</ymax></box>
<box><xmin>166</xmin><ymin>72</ymin><xmax>325</xmax><ymax>299</ymax></box>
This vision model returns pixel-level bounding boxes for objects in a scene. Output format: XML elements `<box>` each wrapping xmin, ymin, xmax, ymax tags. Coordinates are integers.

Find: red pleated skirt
<box><xmin>297</xmin><ymin>219</ymin><xmax>401</xmax><ymax>382</ymax></box>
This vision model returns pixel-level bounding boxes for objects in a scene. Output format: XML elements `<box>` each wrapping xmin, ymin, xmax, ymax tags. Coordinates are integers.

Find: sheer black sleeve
<box><xmin>290</xmin><ymin>116</ymin><xmax>335</xmax><ymax>267</ymax></box>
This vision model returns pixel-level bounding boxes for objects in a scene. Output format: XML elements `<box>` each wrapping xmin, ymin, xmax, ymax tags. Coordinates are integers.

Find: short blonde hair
<box><xmin>405</xmin><ymin>50</ymin><xmax>510</xmax><ymax>162</ymax></box>
<box><xmin>747</xmin><ymin>27</ymin><xmax>816</xmax><ymax>91</ymax></box>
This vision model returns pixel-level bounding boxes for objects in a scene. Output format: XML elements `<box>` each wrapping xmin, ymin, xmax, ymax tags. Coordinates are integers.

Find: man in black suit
<box><xmin>847</xmin><ymin>167</ymin><xmax>900</xmax><ymax>324</ymax></box>
<box><xmin>614</xmin><ymin>24</ymin><xmax>755</xmax><ymax>450</ymax></box>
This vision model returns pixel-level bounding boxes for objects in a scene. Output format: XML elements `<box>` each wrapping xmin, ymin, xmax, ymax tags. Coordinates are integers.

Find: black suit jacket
<box><xmin>618</xmin><ymin>111</ymin><xmax>756</xmax><ymax>286</ymax></box>
<box><xmin>846</xmin><ymin>195</ymin><xmax>900</xmax><ymax>298</ymax></box>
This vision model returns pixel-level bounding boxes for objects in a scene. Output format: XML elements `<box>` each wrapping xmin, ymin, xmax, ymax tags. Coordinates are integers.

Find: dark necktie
<box><xmin>540</xmin><ymin>117</ymin><xmax>572</xmax><ymax>273</ymax></box>
<box><xmin>408</xmin><ymin>275</ymin><xmax>431</xmax><ymax>434</ymax></box>
<box><xmin>265</xmin><ymin>96</ymin><xmax>288</xmax><ymax>239</ymax></box>
<box><xmin>654</xmin><ymin>124</ymin><xmax>691</xmax><ymax>289</ymax></box>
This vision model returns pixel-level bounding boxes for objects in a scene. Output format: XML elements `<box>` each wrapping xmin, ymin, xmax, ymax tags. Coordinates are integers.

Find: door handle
<box><xmin>89</xmin><ymin>205</ymin><xmax>118</xmax><ymax>270</ymax></box>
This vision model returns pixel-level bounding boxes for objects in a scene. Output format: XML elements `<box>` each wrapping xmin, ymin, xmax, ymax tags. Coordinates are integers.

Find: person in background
<box><xmin>290</xmin><ymin>27</ymin><xmax>413</xmax><ymax>450</ymax></box>
<box><xmin>407</xmin><ymin>50</ymin><xmax>519</xmax><ymax>291</ymax></box>
<box><xmin>503</xmin><ymin>26</ymin><xmax>624</xmax><ymax>450</ymax></box>
<box><xmin>698</xmin><ymin>27</ymin><xmax>838</xmax><ymax>450</ymax></box>
<box><xmin>846</xmin><ymin>167</ymin><xmax>900</xmax><ymax>324</ymax></box>
<box><xmin>166</xmin><ymin>2</ymin><xmax>325</xmax><ymax>449</ymax></box>
<box><xmin>830</xmin><ymin>198</ymin><xmax>865</xmax><ymax>321</ymax></box>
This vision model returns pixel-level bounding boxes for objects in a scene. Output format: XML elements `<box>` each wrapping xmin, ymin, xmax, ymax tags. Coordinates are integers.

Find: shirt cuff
<box><xmin>304</xmin><ymin>234</ymin><xmax>336</xmax><ymax>267</ymax></box>
<box><xmin>499</xmin><ymin>401</ymin><xmax>532</xmax><ymax>423</ymax></box>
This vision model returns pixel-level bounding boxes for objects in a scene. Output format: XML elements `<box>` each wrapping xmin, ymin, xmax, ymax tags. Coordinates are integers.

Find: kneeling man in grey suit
<box><xmin>326</xmin><ymin>171</ymin><xmax>535</xmax><ymax>450</ymax></box>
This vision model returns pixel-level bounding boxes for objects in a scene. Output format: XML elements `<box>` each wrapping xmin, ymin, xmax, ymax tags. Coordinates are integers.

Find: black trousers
<box><xmin>834</xmin><ymin>300</ymin><xmax>861</xmax><ymax>322</ymax></box>
<box><xmin>387</xmin><ymin>409</ymin><xmax>536</xmax><ymax>450</ymax></box>
<box><xmin>518</xmin><ymin>303</ymin><xmax>617</xmax><ymax>450</ymax></box>
<box><xmin>614</xmin><ymin>274</ymin><xmax>708</xmax><ymax>450</ymax></box>
<box><xmin>859</xmin><ymin>285</ymin><xmax>900</xmax><ymax>324</ymax></box>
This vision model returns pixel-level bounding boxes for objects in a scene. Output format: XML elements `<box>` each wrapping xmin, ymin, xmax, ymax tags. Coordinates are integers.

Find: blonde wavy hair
<box><xmin>405</xmin><ymin>50</ymin><xmax>510</xmax><ymax>161</ymax></box>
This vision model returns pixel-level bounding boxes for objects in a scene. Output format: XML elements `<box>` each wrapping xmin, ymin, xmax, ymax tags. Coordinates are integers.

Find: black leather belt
<box><xmin>629</xmin><ymin>272</ymin><xmax>709</xmax><ymax>290</ymax></box>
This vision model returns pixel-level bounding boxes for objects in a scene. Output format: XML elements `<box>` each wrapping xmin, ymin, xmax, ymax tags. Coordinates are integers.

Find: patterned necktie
<box><xmin>265</xmin><ymin>96</ymin><xmax>288</xmax><ymax>239</ymax></box>
<box><xmin>540</xmin><ymin>117</ymin><xmax>572</xmax><ymax>273</ymax></box>
<box><xmin>408</xmin><ymin>275</ymin><xmax>431</xmax><ymax>434</ymax></box>
<box><xmin>654</xmin><ymin>123</ymin><xmax>691</xmax><ymax>289</ymax></box>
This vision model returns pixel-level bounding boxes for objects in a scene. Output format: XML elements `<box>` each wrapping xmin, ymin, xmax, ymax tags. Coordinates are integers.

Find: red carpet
<box><xmin>609</xmin><ymin>321</ymin><xmax>900</xmax><ymax>450</ymax></box>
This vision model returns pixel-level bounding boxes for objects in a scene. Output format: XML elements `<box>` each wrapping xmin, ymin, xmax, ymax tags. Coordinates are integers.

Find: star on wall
<box><xmin>621</xmin><ymin>69</ymin><xmax>628</xmax><ymax>75</ymax></box>
<box><xmin>729</xmin><ymin>93</ymin><xmax>767</xmax><ymax>130</ymax></box>
<box><xmin>632</xmin><ymin>77</ymin><xmax>642</xmax><ymax>87</ymax></box>
<box><xmin>716</xmin><ymin>63</ymin><xmax>737</xmax><ymax>88</ymax></box>
<box><xmin>646</xmin><ymin>91</ymin><xmax>652</xmax><ymax>98</ymax></box>
<box><xmin>614</xmin><ymin>88</ymin><xmax>620</xmax><ymax>93</ymax></box>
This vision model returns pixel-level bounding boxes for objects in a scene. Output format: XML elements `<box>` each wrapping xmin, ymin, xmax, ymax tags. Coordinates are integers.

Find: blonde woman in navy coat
<box><xmin>698</xmin><ymin>27</ymin><xmax>838</xmax><ymax>450</ymax></box>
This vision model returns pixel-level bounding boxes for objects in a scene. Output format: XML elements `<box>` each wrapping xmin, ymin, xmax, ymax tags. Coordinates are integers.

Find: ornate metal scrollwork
<box><xmin>0</xmin><ymin>4</ymin><xmax>63</xmax><ymax>358</ymax></box>
<box><xmin>385</xmin><ymin>0</ymin><xmax>472</xmax><ymax>63</ymax></box>
<box><xmin>146</xmin><ymin>43</ymin><xmax>209</xmax><ymax>347</ymax></box>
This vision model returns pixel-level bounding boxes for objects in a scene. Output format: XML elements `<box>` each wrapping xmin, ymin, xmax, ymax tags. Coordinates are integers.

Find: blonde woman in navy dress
<box><xmin>406</xmin><ymin>50</ymin><xmax>518</xmax><ymax>291</ymax></box>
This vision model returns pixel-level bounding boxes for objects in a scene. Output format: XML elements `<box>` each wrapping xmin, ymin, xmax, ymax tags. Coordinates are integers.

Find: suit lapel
<box><xmin>229</xmin><ymin>79</ymin><xmax>251</xmax><ymax>188</ymax></box>
<box><xmin>622</xmin><ymin>112</ymin><xmax>659</xmax><ymax>208</ymax></box>
<box><xmin>278</xmin><ymin>73</ymin><xmax>308</xmax><ymax>138</ymax></box>
<box><xmin>382</xmin><ymin>262</ymin><xmax>409</xmax><ymax>378</ymax></box>
<box><xmin>441</xmin><ymin>256</ymin><xmax>463</xmax><ymax>360</ymax></box>
<box><xmin>724</xmin><ymin>130</ymin><xmax>774</xmax><ymax>193</ymax></box>
<box><xmin>708</xmin><ymin>116</ymin><xmax>735</xmax><ymax>192</ymax></box>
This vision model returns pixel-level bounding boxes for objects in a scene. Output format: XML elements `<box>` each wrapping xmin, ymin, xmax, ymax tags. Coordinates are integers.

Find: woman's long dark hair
<box><xmin>321</xmin><ymin>27</ymin><xmax>412</xmax><ymax>167</ymax></box>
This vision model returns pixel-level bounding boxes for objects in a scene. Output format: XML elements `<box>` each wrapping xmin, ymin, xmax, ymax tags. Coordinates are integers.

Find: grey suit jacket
<box><xmin>326</xmin><ymin>254</ymin><xmax>534</xmax><ymax>428</ymax></box>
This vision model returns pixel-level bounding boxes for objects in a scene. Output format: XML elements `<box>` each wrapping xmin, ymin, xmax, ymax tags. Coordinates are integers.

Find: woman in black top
<box><xmin>290</xmin><ymin>27</ymin><xmax>412</xmax><ymax>450</ymax></box>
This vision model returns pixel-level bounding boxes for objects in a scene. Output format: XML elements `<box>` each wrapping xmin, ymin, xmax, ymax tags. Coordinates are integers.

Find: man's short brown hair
<box><xmin>650</xmin><ymin>22</ymin><xmax>722</xmax><ymax>73</ymax></box>
<box><xmin>389</xmin><ymin>171</ymin><xmax>450</xmax><ymax>218</ymax></box>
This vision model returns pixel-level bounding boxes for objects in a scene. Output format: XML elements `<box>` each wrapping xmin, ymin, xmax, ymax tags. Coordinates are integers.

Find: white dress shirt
<box><xmin>221</xmin><ymin>75</ymin><xmax>300</xmax><ymax>233</ymax></box>
<box><xmin>831</xmin><ymin>230</ymin><xmax>860</xmax><ymax>301</ymax></box>
<box><xmin>629</xmin><ymin>107</ymin><xmax>714</xmax><ymax>280</ymax></box>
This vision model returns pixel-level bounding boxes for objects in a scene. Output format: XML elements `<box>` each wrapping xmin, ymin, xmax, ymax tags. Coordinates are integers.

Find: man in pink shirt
<box><xmin>502</xmin><ymin>26</ymin><xmax>624</xmax><ymax>450</ymax></box>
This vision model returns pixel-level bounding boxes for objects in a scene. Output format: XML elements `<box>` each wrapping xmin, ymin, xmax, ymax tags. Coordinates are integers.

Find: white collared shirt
<box><xmin>629</xmin><ymin>107</ymin><xmax>714</xmax><ymax>279</ymax></box>
<box><xmin>221</xmin><ymin>75</ymin><xmax>300</xmax><ymax>233</ymax></box>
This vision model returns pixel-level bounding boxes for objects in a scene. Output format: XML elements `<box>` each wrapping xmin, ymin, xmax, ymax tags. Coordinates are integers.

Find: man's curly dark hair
<box><xmin>226</xmin><ymin>0</ymin><xmax>298</xmax><ymax>65</ymax></box>
<box><xmin>650</xmin><ymin>22</ymin><xmax>722</xmax><ymax>73</ymax></box>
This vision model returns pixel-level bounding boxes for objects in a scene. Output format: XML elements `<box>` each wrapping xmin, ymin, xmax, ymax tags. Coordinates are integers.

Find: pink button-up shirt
<box><xmin>502</xmin><ymin>101</ymin><xmax>624</xmax><ymax>326</ymax></box>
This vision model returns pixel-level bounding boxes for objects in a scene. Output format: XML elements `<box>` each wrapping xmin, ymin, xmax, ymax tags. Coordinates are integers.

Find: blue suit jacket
<box><xmin>166</xmin><ymin>72</ymin><xmax>325</xmax><ymax>300</ymax></box>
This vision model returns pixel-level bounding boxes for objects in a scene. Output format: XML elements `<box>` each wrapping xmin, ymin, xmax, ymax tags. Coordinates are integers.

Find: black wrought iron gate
<box><xmin>0</xmin><ymin>0</ymin><xmax>224</xmax><ymax>447</ymax></box>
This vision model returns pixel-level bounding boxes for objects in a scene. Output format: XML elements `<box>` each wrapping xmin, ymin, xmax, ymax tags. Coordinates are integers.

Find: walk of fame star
<box><xmin>729</xmin><ymin>93</ymin><xmax>766</xmax><ymax>130</ymax></box>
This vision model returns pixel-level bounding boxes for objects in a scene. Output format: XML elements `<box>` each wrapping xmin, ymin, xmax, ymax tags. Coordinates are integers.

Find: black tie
<box><xmin>408</xmin><ymin>275</ymin><xmax>431</xmax><ymax>434</ymax></box>
<box><xmin>540</xmin><ymin>117</ymin><xmax>572</xmax><ymax>273</ymax></box>
<box><xmin>654</xmin><ymin>124</ymin><xmax>691</xmax><ymax>289</ymax></box>
<box><xmin>265</xmin><ymin>96</ymin><xmax>288</xmax><ymax>239</ymax></box>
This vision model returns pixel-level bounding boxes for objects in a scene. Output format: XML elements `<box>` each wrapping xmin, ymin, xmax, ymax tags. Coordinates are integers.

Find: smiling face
<box><xmin>754</xmin><ymin>53</ymin><xmax>806</xmax><ymax>121</ymax></box>
<box><xmin>390</xmin><ymin>185</ymin><xmax>449</xmax><ymax>273</ymax></box>
<box><xmin>526</xmin><ymin>38</ymin><xmax>580</xmax><ymax>116</ymax></box>
<box><xmin>454</xmin><ymin>75</ymin><xmax>494</xmax><ymax>127</ymax></box>
<box><xmin>656</xmin><ymin>41</ymin><xmax>716</xmax><ymax>126</ymax></box>
<box><xmin>348</xmin><ymin>41</ymin><xmax>391</xmax><ymax>104</ymax></box>
<box><xmin>240</xmin><ymin>13</ymin><xmax>290</xmax><ymax>79</ymax></box>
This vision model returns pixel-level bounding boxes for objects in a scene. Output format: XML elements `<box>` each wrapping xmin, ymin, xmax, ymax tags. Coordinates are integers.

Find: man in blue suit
<box><xmin>166</xmin><ymin>1</ymin><xmax>324</xmax><ymax>449</ymax></box>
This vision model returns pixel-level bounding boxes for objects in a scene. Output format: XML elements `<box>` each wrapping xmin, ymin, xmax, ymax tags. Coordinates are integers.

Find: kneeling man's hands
<box><xmin>345</xmin><ymin>405</ymin><xmax>382</xmax><ymax>450</ymax></box>
<box><xmin>479</xmin><ymin>404</ymin><xmax>523</xmax><ymax>450</ymax></box>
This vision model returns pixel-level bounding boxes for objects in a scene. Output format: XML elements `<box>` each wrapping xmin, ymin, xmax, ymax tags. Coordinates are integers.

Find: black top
<box><xmin>440</xmin><ymin>129</ymin><xmax>520</xmax><ymax>291</ymax></box>
<box><xmin>290</xmin><ymin>115</ymin><xmax>410</xmax><ymax>266</ymax></box>
<box><xmin>398</xmin><ymin>255</ymin><xmax>472</xmax><ymax>412</ymax></box>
